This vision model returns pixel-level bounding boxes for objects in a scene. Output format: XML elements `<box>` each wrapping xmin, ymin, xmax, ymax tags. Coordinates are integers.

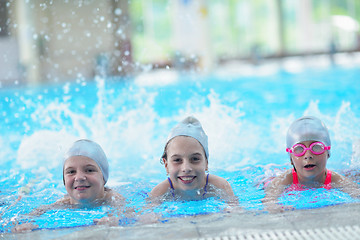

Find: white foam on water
<box><xmin>16</xmin><ymin>130</ymin><xmax>76</xmax><ymax>169</ymax></box>
<box><xmin>9</xmin><ymin>71</ymin><xmax>360</xmax><ymax>179</ymax></box>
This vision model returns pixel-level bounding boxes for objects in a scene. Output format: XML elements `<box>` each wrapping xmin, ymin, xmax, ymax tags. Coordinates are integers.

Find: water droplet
<box><xmin>116</xmin><ymin>28</ymin><xmax>123</xmax><ymax>35</ymax></box>
<box><xmin>114</xmin><ymin>8</ymin><xmax>122</xmax><ymax>16</ymax></box>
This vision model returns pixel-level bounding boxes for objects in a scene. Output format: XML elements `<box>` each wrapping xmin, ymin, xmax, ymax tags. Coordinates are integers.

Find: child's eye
<box><xmin>66</xmin><ymin>170</ymin><xmax>75</xmax><ymax>175</ymax></box>
<box><xmin>172</xmin><ymin>158</ymin><xmax>182</xmax><ymax>163</ymax></box>
<box><xmin>192</xmin><ymin>155</ymin><xmax>203</xmax><ymax>162</ymax></box>
<box><xmin>86</xmin><ymin>168</ymin><xmax>96</xmax><ymax>173</ymax></box>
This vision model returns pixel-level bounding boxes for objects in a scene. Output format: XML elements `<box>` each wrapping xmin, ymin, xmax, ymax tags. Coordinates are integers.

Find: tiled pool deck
<box><xmin>3</xmin><ymin>202</ymin><xmax>359</xmax><ymax>240</ymax></box>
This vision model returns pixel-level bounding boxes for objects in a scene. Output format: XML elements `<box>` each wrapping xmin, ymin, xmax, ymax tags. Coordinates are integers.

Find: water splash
<box><xmin>1</xmin><ymin>67</ymin><xmax>360</xmax><ymax>232</ymax></box>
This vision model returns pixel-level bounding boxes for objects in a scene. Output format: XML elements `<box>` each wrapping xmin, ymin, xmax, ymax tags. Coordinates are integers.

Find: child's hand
<box><xmin>93</xmin><ymin>216</ymin><xmax>119</xmax><ymax>226</ymax></box>
<box><xmin>138</xmin><ymin>212</ymin><xmax>160</xmax><ymax>224</ymax></box>
<box><xmin>266</xmin><ymin>204</ymin><xmax>294</xmax><ymax>213</ymax></box>
<box><xmin>223</xmin><ymin>206</ymin><xmax>244</xmax><ymax>213</ymax></box>
<box><xmin>11</xmin><ymin>222</ymin><xmax>39</xmax><ymax>233</ymax></box>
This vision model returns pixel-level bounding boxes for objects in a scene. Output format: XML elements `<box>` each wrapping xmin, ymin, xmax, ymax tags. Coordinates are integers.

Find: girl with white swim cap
<box><xmin>150</xmin><ymin>116</ymin><xmax>237</xmax><ymax>203</ymax></box>
<box><xmin>60</xmin><ymin>139</ymin><xmax>124</xmax><ymax>206</ymax></box>
<box><xmin>12</xmin><ymin>139</ymin><xmax>129</xmax><ymax>232</ymax></box>
<box><xmin>262</xmin><ymin>116</ymin><xmax>360</xmax><ymax>213</ymax></box>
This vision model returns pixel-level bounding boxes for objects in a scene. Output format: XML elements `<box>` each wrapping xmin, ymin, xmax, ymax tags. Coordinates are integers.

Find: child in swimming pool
<box><xmin>60</xmin><ymin>139</ymin><xmax>125</xmax><ymax>207</ymax></box>
<box><xmin>262</xmin><ymin>116</ymin><xmax>360</xmax><ymax>212</ymax></box>
<box><xmin>150</xmin><ymin>116</ymin><xmax>236</xmax><ymax>203</ymax></box>
<box><xmin>12</xmin><ymin>139</ymin><xmax>128</xmax><ymax>232</ymax></box>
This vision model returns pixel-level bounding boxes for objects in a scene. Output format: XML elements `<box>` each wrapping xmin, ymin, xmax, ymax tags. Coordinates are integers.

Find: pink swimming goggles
<box><xmin>286</xmin><ymin>142</ymin><xmax>331</xmax><ymax>157</ymax></box>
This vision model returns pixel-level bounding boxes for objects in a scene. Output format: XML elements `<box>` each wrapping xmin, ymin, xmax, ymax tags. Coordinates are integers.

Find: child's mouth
<box><xmin>75</xmin><ymin>186</ymin><xmax>90</xmax><ymax>190</ymax></box>
<box><xmin>304</xmin><ymin>164</ymin><xmax>316</xmax><ymax>170</ymax></box>
<box><xmin>178</xmin><ymin>176</ymin><xmax>196</xmax><ymax>184</ymax></box>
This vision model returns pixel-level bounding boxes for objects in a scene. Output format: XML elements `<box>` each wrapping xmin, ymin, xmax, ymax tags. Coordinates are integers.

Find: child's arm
<box><xmin>133</xmin><ymin>180</ymin><xmax>172</xmax><ymax>224</ymax></box>
<box><xmin>207</xmin><ymin>175</ymin><xmax>242</xmax><ymax>213</ymax></box>
<box><xmin>262</xmin><ymin>170</ymin><xmax>293</xmax><ymax>213</ymax></box>
<box><xmin>94</xmin><ymin>189</ymin><xmax>134</xmax><ymax>226</ymax></box>
<box><xmin>11</xmin><ymin>201</ymin><xmax>63</xmax><ymax>233</ymax></box>
<box><xmin>11</xmin><ymin>222</ymin><xmax>39</xmax><ymax>233</ymax></box>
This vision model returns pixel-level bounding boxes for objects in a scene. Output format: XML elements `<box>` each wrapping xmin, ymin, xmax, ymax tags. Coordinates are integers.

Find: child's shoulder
<box><xmin>208</xmin><ymin>174</ymin><xmax>235</xmax><ymax>197</ymax></box>
<box><xmin>149</xmin><ymin>179</ymin><xmax>171</xmax><ymax>198</ymax></box>
<box><xmin>208</xmin><ymin>174</ymin><xmax>230</xmax><ymax>188</ymax></box>
<box><xmin>54</xmin><ymin>195</ymin><xmax>71</xmax><ymax>205</ymax></box>
<box><xmin>330</xmin><ymin>170</ymin><xmax>357</xmax><ymax>185</ymax></box>
<box><xmin>266</xmin><ymin>169</ymin><xmax>293</xmax><ymax>189</ymax></box>
<box><xmin>105</xmin><ymin>188</ymin><xmax>126</xmax><ymax>205</ymax></box>
<box><xmin>329</xmin><ymin>170</ymin><xmax>360</xmax><ymax>197</ymax></box>
<box><xmin>330</xmin><ymin>170</ymin><xmax>344</xmax><ymax>182</ymax></box>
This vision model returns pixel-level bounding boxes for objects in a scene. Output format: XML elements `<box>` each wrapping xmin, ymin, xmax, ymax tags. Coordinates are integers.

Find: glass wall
<box><xmin>129</xmin><ymin>0</ymin><xmax>360</xmax><ymax>64</ymax></box>
<box><xmin>129</xmin><ymin>0</ymin><xmax>173</xmax><ymax>65</ymax></box>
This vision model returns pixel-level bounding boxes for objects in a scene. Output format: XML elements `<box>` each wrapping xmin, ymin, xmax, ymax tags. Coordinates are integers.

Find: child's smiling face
<box><xmin>164</xmin><ymin>136</ymin><xmax>208</xmax><ymax>191</ymax></box>
<box><xmin>291</xmin><ymin>140</ymin><xmax>329</xmax><ymax>184</ymax></box>
<box><xmin>63</xmin><ymin>156</ymin><xmax>105</xmax><ymax>205</ymax></box>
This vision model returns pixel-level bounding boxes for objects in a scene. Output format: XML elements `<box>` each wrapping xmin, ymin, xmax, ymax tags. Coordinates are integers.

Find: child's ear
<box><xmin>163</xmin><ymin>158</ymin><xmax>168</xmax><ymax>171</ymax></box>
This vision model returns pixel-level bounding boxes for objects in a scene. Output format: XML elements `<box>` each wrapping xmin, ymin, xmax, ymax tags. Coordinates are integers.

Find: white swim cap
<box><xmin>165</xmin><ymin>116</ymin><xmax>209</xmax><ymax>159</ymax></box>
<box><xmin>286</xmin><ymin>116</ymin><xmax>331</xmax><ymax>156</ymax></box>
<box><xmin>64</xmin><ymin>139</ymin><xmax>109</xmax><ymax>184</ymax></box>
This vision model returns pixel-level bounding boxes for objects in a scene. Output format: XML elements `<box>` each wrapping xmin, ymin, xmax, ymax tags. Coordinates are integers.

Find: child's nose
<box><xmin>181</xmin><ymin>161</ymin><xmax>192</xmax><ymax>172</ymax></box>
<box><xmin>75</xmin><ymin>172</ymin><xmax>86</xmax><ymax>181</ymax></box>
<box><xmin>303</xmin><ymin>149</ymin><xmax>313</xmax><ymax>159</ymax></box>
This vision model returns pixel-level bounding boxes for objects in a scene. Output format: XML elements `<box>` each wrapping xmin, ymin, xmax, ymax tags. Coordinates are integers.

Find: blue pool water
<box><xmin>1</xmin><ymin>63</ymin><xmax>360</xmax><ymax>232</ymax></box>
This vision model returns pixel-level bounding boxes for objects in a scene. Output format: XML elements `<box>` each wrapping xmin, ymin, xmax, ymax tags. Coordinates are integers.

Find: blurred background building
<box><xmin>0</xmin><ymin>0</ymin><xmax>359</xmax><ymax>86</ymax></box>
